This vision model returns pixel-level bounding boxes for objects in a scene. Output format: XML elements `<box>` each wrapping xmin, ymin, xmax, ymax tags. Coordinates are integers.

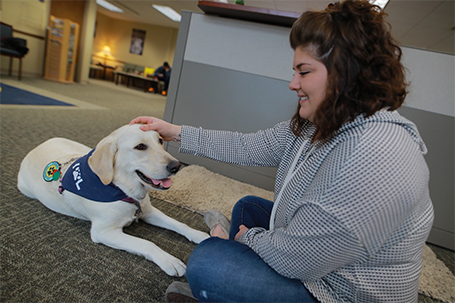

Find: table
<box><xmin>95</xmin><ymin>62</ymin><xmax>116</xmax><ymax>80</ymax></box>
<box><xmin>89</xmin><ymin>65</ymin><xmax>103</xmax><ymax>79</ymax></box>
<box><xmin>114</xmin><ymin>71</ymin><xmax>160</xmax><ymax>93</ymax></box>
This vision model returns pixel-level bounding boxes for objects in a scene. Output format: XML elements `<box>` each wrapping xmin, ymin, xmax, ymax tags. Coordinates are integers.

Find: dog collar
<box><xmin>122</xmin><ymin>197</ymin><xmax>142</xmax><ymax>217</ymax></box>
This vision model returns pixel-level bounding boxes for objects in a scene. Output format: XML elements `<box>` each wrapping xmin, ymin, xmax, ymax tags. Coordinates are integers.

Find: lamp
<box><xmin>100</xmin><ymin>46</ymin><xmax>112</xmax><ymax>65</ymax></box>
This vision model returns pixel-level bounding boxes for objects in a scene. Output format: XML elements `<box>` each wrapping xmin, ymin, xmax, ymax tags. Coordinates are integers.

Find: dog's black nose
<box><xmin>166</xmin><ymin>161</ymin><xmax>181</xmax><ymax>174</ymax></box>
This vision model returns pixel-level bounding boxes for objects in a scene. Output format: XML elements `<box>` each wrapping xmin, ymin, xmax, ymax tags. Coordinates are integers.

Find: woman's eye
<box><xmin>134</xmin><ymin>143</ymin><xmax>147</xmax><ymax>151</ymax></box>
<box><xmin>299</xmin><ymin>71</ymin><xmax>310</xmax><ymax>76</ymax></box>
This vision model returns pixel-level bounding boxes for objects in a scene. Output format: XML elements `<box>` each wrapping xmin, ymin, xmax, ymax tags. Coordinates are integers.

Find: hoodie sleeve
<box><xmin>179</xmin><ymin>121</ymin><xmax>290</xmax><ymax>167</ymax></box>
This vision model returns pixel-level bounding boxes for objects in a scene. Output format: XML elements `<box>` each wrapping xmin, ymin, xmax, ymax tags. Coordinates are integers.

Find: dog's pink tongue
<box><xmin>152</xmin><ymin>178</ymin><xmax>172</xmax><ymax>189</ymax></box>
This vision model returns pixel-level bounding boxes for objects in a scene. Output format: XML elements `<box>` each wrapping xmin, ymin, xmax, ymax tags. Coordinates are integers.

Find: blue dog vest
<box><xmin>60</xmin><ymin>149</ymin><xmax>129</xmax><ymax>202</ymax></box>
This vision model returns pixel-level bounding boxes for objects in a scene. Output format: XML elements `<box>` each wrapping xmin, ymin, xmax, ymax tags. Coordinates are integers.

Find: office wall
<box><xmin>0</xmin><ymin>1</ymin><xmax>178</xmax><ymax>79</ymax></box>
<box><xmin>165</xmin><ymin>11</ymin><xmax>454</xmax><ymax>250</ymax></box>
<box><xmin>0</xmin><ymin>0</ymin><xmax>50</xmax><ymax>78</ymax></box>
<box><xmin>92</xmin><ymin>12</ymin><xmax>178</xmax><ymax>70</ymax></box>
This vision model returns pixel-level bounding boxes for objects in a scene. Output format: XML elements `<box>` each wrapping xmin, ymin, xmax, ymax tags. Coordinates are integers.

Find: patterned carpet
<box><xmin>1</xmin><ymin>76</ymin><xmax>452</xmax><ymax>302</ymax></box>
<box><xmin>0</xmin><ymin>77</ymin><xmax>208</xmax><ymax>302</ymax></box>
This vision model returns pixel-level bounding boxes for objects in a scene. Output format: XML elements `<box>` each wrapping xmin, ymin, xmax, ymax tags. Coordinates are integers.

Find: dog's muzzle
<box><xmin>136</xmin><ymin>170</ymin><xmax>172</xmax><ymax>190</ymax></box>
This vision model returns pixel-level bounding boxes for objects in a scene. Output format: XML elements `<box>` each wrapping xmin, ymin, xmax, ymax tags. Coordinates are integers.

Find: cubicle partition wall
<box><xmin>397</xmin><ymin>47</ymin><xmax>454</xmax><ymax>250</ymax></box>
<box><xmin>165</xmin><ymin>11</ymin><xmax>297</xmax><ymax>190</ymax></box>
<box><xmin>164</xmin><ymin>10</ymin><xmax>454</xmax><ymax>250</ymax></box>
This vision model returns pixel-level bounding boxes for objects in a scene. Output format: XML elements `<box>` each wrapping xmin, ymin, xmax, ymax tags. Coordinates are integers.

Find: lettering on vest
<box><xmin>71</xmin><ymin>162</ymin><xmax>84</xmax><ymax>190</ymax></box>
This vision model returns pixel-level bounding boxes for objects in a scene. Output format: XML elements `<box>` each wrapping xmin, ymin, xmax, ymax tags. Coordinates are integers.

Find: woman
<box><xmin>131</xmin><ymin>1</ymin><xmax>433</xmax><ymax>302</ymax></box>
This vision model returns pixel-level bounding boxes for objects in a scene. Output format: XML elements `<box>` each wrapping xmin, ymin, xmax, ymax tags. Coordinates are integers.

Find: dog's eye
<box><xmin>159</xmin><ymin>138</ymin><xmax>163</xmax><ymax>145</ymax></box>
<box><xmin>134</xmin><ymin>143</ymin><xmax>147</xmax><ymax>151</ymax></box>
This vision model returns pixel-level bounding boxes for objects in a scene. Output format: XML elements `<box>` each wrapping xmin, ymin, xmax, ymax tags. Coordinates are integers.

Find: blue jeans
<box><xmin>186</xmin><ymin>196</ymin><xmax>318</xmax><ymax>302</ymax></box>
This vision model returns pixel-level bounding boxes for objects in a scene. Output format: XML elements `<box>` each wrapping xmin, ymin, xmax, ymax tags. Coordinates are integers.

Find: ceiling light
<box><xmin>96</xmin><ymin>0</ymin><xmax>124</xmax><ymax>13</ymax></box>
<box><xmin>152</xmin><ymin>5</ymin><xmax>181</xmax><ymax>22</ymax></box>
<box><xmin>372</xmin><ymin>0</ymin><xmax>390</xmax><ymax>9</ymax></box>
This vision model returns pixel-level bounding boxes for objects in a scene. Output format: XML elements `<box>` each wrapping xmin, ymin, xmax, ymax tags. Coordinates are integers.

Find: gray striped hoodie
<box><xmin>180</xmin><ymin>110</ymin><xmax>433</xmax><ymax>303</ymax></box>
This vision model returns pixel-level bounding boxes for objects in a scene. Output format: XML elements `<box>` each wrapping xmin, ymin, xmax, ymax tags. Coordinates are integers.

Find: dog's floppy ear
<box><xmin>88</xmin><ymin>135</ymin><xmax>118</xmax><ymax>185</ymax></box>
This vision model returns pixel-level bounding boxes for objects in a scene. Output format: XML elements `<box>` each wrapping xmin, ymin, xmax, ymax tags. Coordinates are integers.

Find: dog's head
<box><xmin>88</xmin><ymin>124</ymin><xmax>180</xmax><ymax>196</ymax></box>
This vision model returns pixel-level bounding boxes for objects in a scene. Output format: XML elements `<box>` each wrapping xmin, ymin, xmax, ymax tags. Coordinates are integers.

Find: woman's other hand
<box><xmin>235</xmin><ymin>225</ymin><xmax>250</xmax><ymax>241</ymax></box>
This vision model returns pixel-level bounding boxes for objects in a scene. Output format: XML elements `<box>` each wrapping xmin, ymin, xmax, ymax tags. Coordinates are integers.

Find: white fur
<box><xmin>17</xmin><ymin>124</ymin><xmax>209</xmax><ymax>277</ymax></box>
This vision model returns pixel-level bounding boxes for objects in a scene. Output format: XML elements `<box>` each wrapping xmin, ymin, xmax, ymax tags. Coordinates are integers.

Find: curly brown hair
<box><xmin>289</xmin><ymin>0</ymin><xmax>408</xmax><ymax>141</ymax></box>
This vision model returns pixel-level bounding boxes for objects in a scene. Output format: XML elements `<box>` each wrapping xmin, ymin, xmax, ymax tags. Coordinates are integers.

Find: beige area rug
<box><xmin>150</xmin><ymin>165</ymin><xmax>455</xmax><ymax>303</ymax></box>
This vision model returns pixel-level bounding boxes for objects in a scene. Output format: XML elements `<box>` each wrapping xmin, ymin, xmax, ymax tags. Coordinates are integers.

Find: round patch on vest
<box><xmin>43</xmin><ymin>161</ymin><xmax>61</xmax><ymax>182</ymax></box>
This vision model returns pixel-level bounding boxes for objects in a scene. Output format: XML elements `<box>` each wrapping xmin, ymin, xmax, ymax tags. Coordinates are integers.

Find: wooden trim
<box><xmin>197</xmin><ymin>0</ymin><xmax>300</xmax><ymax>27</ymax></box>
<box><xmin>0</xmin><ymin>22</ymin><xmax>45</xmax><ymax>40</ymax></box>
<box><xmin>13</xmin><ymin>29</ymin><xmax>45</xmax><ymax>40</ymax></box>
<box><xmin>92</xmin><ymin>54</ymin><xmax>125</xmax><ymax>65</ymax></box>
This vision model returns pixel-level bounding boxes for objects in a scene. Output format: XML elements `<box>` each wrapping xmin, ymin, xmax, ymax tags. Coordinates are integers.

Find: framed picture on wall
<box><xmin>130</xmin><ymin>29</ymin><xmax>145</xmax><ymax>55</ymax></box>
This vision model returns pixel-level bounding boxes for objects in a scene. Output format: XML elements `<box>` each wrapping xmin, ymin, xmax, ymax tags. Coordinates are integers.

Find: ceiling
<box><xmin>97</xmin><ymin>0</ymin><xmax>454</xmax><ymax>54</ymax></box>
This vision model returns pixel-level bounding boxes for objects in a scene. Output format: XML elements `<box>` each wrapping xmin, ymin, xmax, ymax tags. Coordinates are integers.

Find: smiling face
<box><xmin>89</xmin><ymin>124</ymin><xmax>181</xmax><ymax>200</ymax></box>
<box><xmin>117</xmin><ymin>126</ymin><xmax>180</xmax><ymax>190</ymax></box>
<box><xmin>289</xmin><ymin>46</ymin><xmax>328</xmax><ymax>123</ymax></box>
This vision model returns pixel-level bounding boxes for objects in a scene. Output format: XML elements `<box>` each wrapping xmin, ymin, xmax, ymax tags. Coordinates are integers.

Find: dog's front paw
<box><xmin>188</xmin><ymin>230</ymin><xmax>210</xmax><ymax>244</ymax></box>
<box><xmin>158</xmin><ymin>256</ymin><xmax>187</xmax><ymax>277</ymax></box>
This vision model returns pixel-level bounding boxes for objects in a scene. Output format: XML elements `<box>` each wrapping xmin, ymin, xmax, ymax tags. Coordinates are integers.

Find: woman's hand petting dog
<box><xmin>130</xmin><ymin>116</ymin><xmax>182</xmax><ymax>143</ymax></box>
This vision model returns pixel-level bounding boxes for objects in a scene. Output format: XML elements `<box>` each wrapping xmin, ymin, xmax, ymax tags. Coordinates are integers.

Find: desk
<box><xmin>96</xmin><ymin>62</ymin><xmax>115</xmax><ymax>80</ymax></box>
<box><xmin>114</xmin><ymin>71</ymin><xmax>160</xmax><ymax>93</ymax></box>
<box><xmin>89</xmin><ymin>65</ymin><xmax>103</xmax><ymax>79</ymax></box>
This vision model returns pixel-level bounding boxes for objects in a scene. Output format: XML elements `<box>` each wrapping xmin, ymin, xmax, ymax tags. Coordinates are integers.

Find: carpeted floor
<box><xmin>1</xmin><ymin>76</ymin><xmax>453</xmax><ymax>303</ymax></box>
<box><xmin>1</xmin><ymin>77</ymin><xmax>203</xmax><ymax>302</ymax></box>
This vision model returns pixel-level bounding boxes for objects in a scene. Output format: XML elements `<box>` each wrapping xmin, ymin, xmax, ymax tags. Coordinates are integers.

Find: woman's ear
<box><xmin>88</xmin><ymin>135</ymin><xmax>118</xmax><ymax>185</ymax></box>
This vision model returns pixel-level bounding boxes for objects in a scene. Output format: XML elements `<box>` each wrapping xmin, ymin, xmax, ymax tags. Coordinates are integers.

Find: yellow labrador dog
<box><xmin>17</xmin><ymin>124</ymin><xmax>209</xmax><ymax>277</ymax></box>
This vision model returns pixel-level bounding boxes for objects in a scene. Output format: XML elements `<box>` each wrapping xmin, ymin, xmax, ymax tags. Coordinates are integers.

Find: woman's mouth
<box><xmin>299</xmin><ymin>96</ymin><xmax>309</xmax><ymax>104</ymax></box>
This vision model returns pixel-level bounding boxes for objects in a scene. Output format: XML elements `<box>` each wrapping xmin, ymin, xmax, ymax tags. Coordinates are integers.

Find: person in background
<box><xmin>132</xmin><ymin>0</ymin><xmax>434</xmax><ymax>302</ymax></box>
<box><xmin>153</xmin><ymin>62</ymin><xmax>171</xmax><ymax>95</ymax></box>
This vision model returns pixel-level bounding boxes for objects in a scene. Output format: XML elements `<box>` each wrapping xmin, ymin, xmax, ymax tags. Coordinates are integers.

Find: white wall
<box><xmin>401</xmin><ymin>47</ymin><xmax>454</xmax><ymax>117</ymax></box>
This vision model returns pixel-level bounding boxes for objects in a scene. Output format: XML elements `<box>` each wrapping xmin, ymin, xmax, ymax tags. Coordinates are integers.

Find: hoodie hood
<box><xmin>337</xmin><ymin>110</ymin><xmax>428</xmax><ymax>155</ymax></box>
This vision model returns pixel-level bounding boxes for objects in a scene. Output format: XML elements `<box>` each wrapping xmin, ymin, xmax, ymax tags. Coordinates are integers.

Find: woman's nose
<box><xmin>289</xmin><ymin>74</ymin><xmax>299</xmax><ymax>91</ymax></box>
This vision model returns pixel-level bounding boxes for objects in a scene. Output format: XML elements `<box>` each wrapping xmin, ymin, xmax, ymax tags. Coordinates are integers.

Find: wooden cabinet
<box><xmin>44</xmin><ymin>15</ymin><xmax>79</xmax><ymax>83</ymax></box>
